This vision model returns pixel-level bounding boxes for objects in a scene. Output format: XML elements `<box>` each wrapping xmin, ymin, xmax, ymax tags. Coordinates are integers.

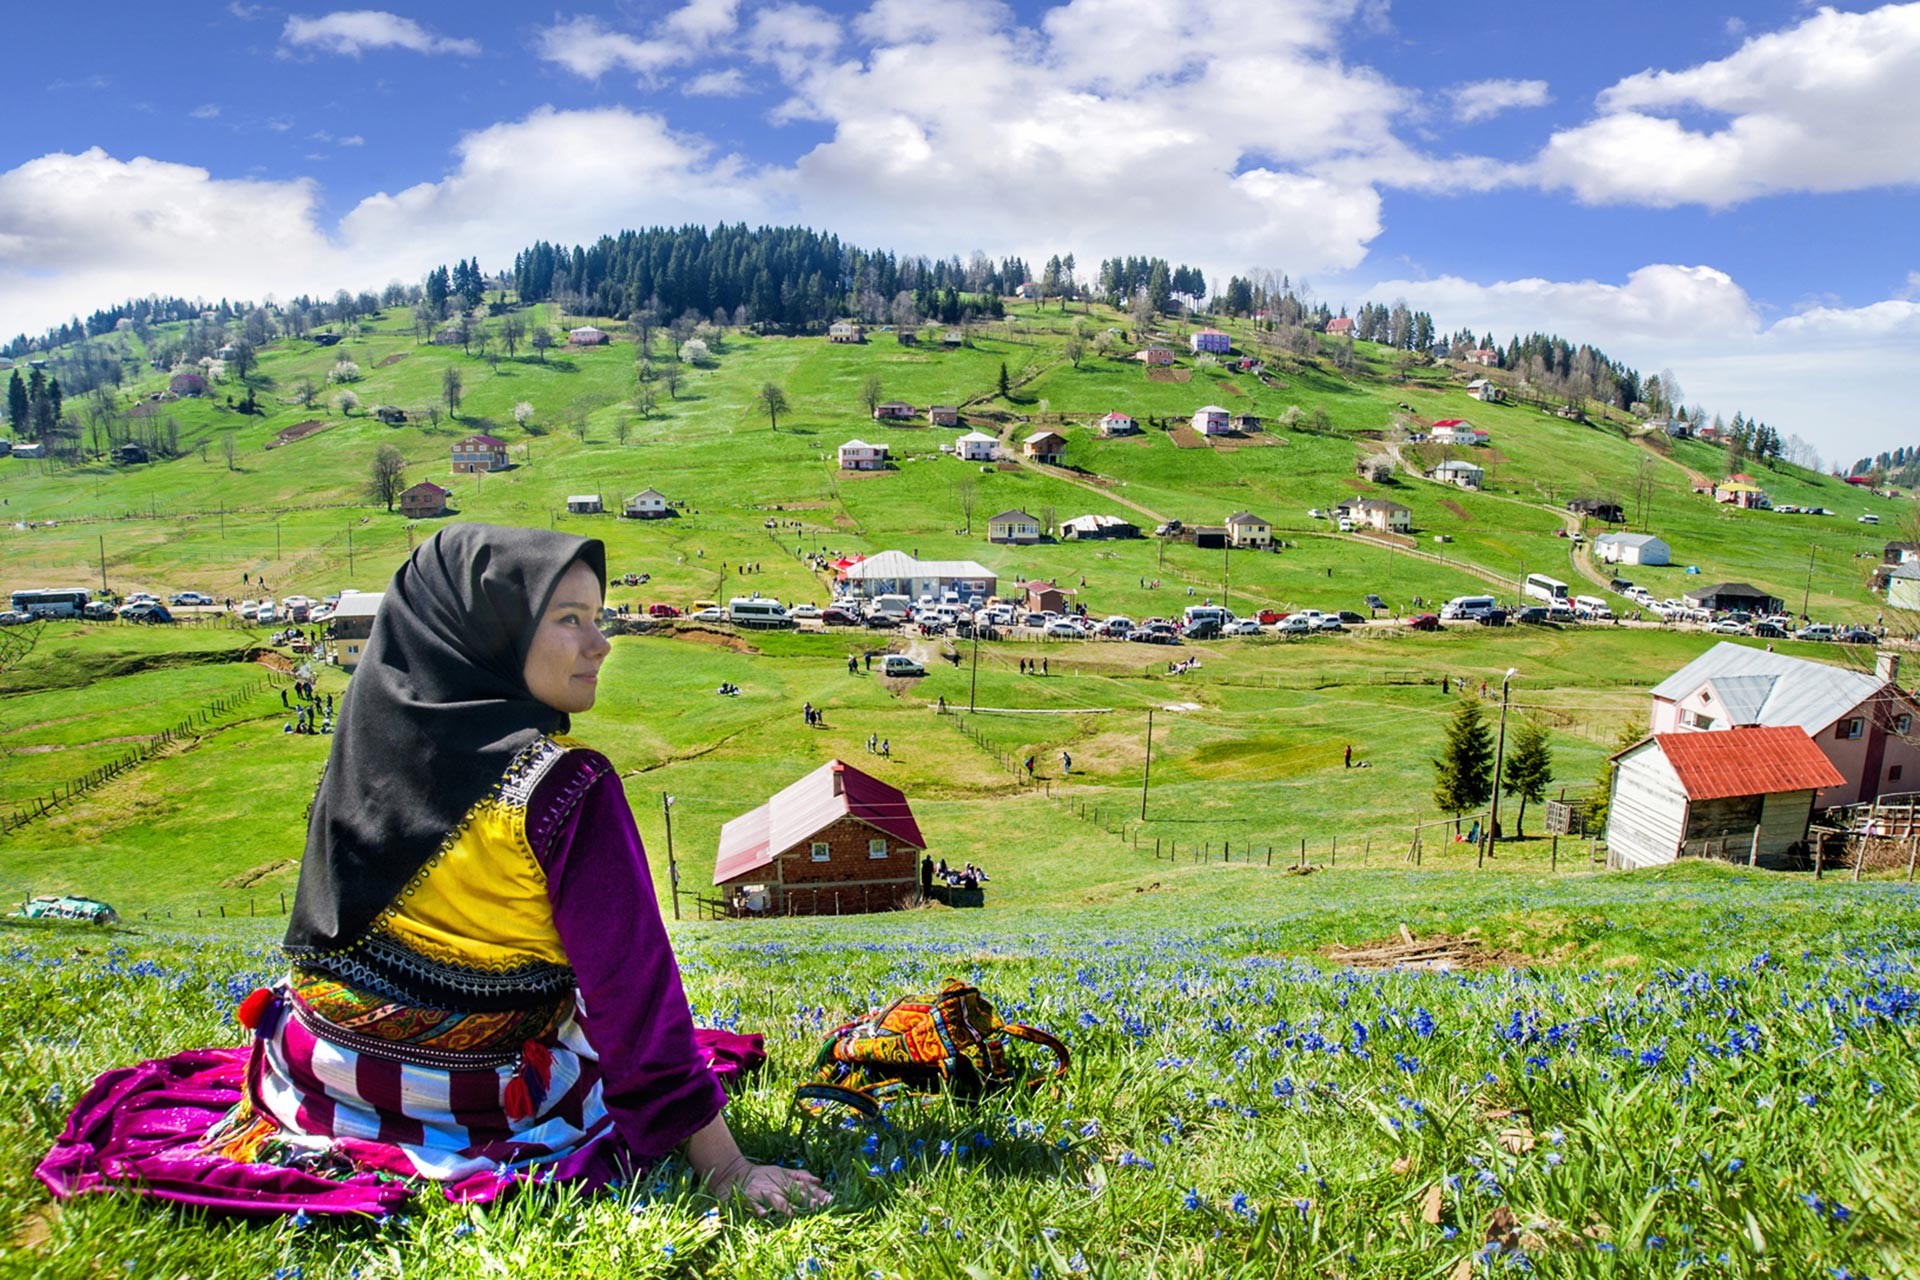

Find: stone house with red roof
<box><xmin>713</xmin><ymin>760</ymin><xmax>927</xmax><ymax>916</ymax></box>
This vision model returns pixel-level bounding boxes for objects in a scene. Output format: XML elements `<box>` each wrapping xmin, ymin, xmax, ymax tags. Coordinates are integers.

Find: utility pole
<box><xmin>1802</xmin><ymin>542</ymin><xmax>1816</xmax><ymax>619</ymax></box>
<box><xmin>276</xmin><ymin>522</ymin><xmax>281</xmax><ymax>559</ymax></box>
<box><xmin>1482</xmin><ymin>668</ymin><xmax>1517</xmax><ymax>867</ymax></box>
<box><xmin>1141</xmin><ymin>707</ymin><xmax>1154</xmax><ymax>819</ymax></box>
<box><xmin>969</xmin><ymin>621</ymin><xmax>981</xmax><ymax>712</ymax></box>
<box><xmin>347</xmin><ymin>526</ymin><xmax>354</xmax><ymax>576</ymax></box>
<box><xmin>662</xmin><ymin>793</ymin><xmax>681</xmax><ymax>920</ymax></box>
<box><xmin>98</xmin><ymin>534</ymin><xmax>107</xmax><ymax>593</ymax></box>
<box><xmin>1222</xmin><ymin>538</ymin><xmax>1230</xmax><ymax>605</ymax></box>
<box><xmin>219</xmin><ymin>500</ymin><xmax>225</xmax><ymax>539</ymax></box>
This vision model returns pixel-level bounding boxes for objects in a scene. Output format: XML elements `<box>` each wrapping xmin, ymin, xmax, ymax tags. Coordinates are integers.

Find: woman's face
<box><xmin>522</xmin><ymin>561</ymin><xmax>611</xmax><ymax>713</ymax></box>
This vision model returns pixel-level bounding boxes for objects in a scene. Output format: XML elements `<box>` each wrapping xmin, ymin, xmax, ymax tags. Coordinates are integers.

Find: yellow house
<box><xmin>1224</xmin><ymin>511</ymin><xmax>1272</xmax><ymax>548</ymax></box>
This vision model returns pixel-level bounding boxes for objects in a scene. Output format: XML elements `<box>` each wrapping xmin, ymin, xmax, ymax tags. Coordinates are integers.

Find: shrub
<box><xmin>334</xmin><ymin>390</ymin><xmax>359</xmax><ymax>415</ymax></box>
<box><xmin>327</xmin><ymin>359</ymin><xmax>361</xmax><ymax>384</ymax></box>
<box><xmin>513</xmin><ymin>401</ymin><xmax>535</xmax><ymax>427</ymax></box>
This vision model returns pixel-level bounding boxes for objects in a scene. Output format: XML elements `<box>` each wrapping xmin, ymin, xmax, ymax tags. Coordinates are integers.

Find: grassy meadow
<box><xmin>2</xmin><ymin>299</ymin><xmax>1918</xmax><ymax>1276</ymax></box>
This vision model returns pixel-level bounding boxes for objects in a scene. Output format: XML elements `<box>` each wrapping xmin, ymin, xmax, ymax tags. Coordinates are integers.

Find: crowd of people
<box><xmin>921</xmin><ymin>856</ymin><xmax>989</xmax><ymax>892</ymax></box>
<box><xmin>279</xmin><ymin>680</ymin><xmax>333</xmax><ymax>735</ymax></box>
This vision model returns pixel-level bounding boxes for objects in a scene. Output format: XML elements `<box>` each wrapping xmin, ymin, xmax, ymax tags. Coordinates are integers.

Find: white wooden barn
<box><xmin>1606</xmin><ymin>725</ymin><xmax>1843</xmax><ymax>869</ymax></box>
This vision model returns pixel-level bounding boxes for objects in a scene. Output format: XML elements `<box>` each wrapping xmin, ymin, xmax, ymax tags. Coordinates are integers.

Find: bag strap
<box><xmin>1002</xmin><ymin>1023</ymin><xmax>1071</xmax><ymax>1085</ymax></box>
<box><xmin>793</xmin><ymin>1082</ymin><xmax>883</xmax><ymax>1120</ymax></box>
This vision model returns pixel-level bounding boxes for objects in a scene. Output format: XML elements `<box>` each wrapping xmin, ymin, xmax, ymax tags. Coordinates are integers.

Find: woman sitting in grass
<box><xmin>40</xmin><ymin>525</ymin><xmax>829</xmax><ymax>1219</ymax></box>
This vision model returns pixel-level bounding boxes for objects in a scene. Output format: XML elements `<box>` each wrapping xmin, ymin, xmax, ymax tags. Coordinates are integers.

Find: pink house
<box><xmin>1649</xmin><ymin>643</ymin><xmax>1920</xmax><ymax>806</ymax></box>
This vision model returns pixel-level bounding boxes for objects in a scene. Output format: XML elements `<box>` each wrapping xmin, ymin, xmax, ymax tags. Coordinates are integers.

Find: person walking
<box><xmin>1060</xmin><ymin>750</ymin><xmax>1071</xmax><ymax>775</ymax></box>
<box><xmin>867</xmin><ymin>732</ymin><xmax>877</xmax><ymax>754</ymax></box>
<box><xmin>1344</xmin><ymin>744</ymin><xmax>1353</xmax><ymax>769</ymax></box>
<box><xmin>880</xmin><ymin>739</ymin><xmax>890</xmax><ymax>760</ymax></box>
<box><xmin>848</xmin><ymin>654</ymin><xmax>858</xmax><ymax>674</ymax></box>
<box><xmin>1041</xmin><ymin>657</ymin><xmax>1049</xmax><ymax>677</ymax></box>
<box><xmin>1024</xmin><ymin>754</ymin><xmax>1036</xmax><ymax>779</ymax></box>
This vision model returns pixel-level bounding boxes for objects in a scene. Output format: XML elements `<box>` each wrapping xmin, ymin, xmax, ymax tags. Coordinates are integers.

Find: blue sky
<box><xmin>3</xmin><ymin>0</ymin><xmax>1916</xmax><ymax>463</ymax></box>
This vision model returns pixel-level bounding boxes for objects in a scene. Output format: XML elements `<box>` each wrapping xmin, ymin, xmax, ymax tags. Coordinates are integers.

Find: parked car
<box><xmin>1477</xmin><ymin>609</ymin><xmax>1509</xmax><ymax>627</ymax></box>
<box><xmin>1275</xmin><ymin>615</ymin><xmax>1315</xmax><ymax>635</ymax></box>
<box><xmin>1408</xmin><ymin>614</ymin><xmax>1443</xmax><ymax>632</ymax></box>
<box><xmin>1710</xmin><ymin>619</ymin><xmax>1748</xmax><ymax>634</ymax></box>
<box><xmin>256</xmin><ymin>601</ymin><xmax>278</xmax><ymax>623</ymax></box>
<box><xmin>1183</xmin><ymin>619</ymin><xmax>1223</xmax><ymax>640</ymax></box>
<box><xmin>1127</xmin><ymin>627</ymin><xmax>1178</xmax><ymax>644</ymax></box>
<box><xmin>83</xmin><ymin>601</ymin><xmax>117</xmax><ymax>620</ymax></box>
<box><xmin>1313</xmin><ymin>616</ymin><xmax>1345</xmax><ymax>632</ymax></box>
<box><xmin>1223</xmin><ymin>618</ymin><xmax>1264</xmax><ymax>636</ymax></box>
<box><xmin>122</xmin><ymin>604</ymin><xmax>174</xmax><ymax>625</ymax></box>
<box><xmin>170</xmin><ymin>591</ymin><xmax>214</xmax><ymax>606</ymax></box>
<box><xmin>1794</xmin><ymin>623</ymin><xmax>1834</xmax><ymax>642</ymax></box>
<box><xmin>1840</xmin><ymin>628</ymin><xmax>1879</xmax><ymax>645</ymax></box>
<box><xmin>820</xmin><ymin>607</ymin><xmax>861</xmax><ymax>626</ymax></box>
<box><xmin>1044</xmin><ymin>619</ymin><xmax>1088</xmax><ymax>639</ymax></box>
<box><xmin>1336</xmin><ymin>611</ymin><xmax>1365</xmax><ymax>624</ymax></box>
<box><xmin>880</xmin><ymin>654</ymin><xmax>925</xmax><ymax>677</ymax></box>
<box><xmin>647</xmin><ymin>603</ymin><xmax>682</xmax><ymax>618</ymax></box>
<box><xmin>1751</xmin><ymin>621</ymin><xmax>1788</xmax><ymax>639</ymax></box>
<box><xmin>862</xmin><ymin>613</ymin><xmax>900</xmax><ymax>629</ymax></box>
<box><xmin>1308</xmin><ymin>508</ymin><xmax>1326</xmax><ymax>519</ymax></box>
<box><xmin>1546</xmin><ymin>605</ymin><xmax>1575</xmax><ymax>623</ymax></box>
<box><xmin>1513</xmin><ymin>606</ymin><xmax>1551</xmax><ymax>625</ymax></box>
<box><xmin>787</xmin><ymin>603</ymin><xmax>822</xmax><ymax>619</ymax></box>
<box><xmin>0</xmin><ymin>610</ymin><xmax>33</xmax><ymax>626</ymax></box>
<box><xmin>1364</xmin><ymin>594</ymin><xmax>1386</xmax><ymax>612</ymax></box>
<box><xmin>691</xmin><ymin>606</ymin><xmax>728</xmax><ymax>623</ymax></box>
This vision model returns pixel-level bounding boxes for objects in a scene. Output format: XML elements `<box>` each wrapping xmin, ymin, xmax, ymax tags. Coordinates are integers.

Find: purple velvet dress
<box><xmin>37</xmin><ymin>746</ymin><xmax>760</xmax><ymax>1217</ymax></box>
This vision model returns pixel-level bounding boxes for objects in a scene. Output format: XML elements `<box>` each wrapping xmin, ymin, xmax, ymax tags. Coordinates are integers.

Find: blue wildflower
<box><xmin>1183</xmin><ymin>1188</ymin><xmax>1205</xmax><ymax>1211</ymax></box>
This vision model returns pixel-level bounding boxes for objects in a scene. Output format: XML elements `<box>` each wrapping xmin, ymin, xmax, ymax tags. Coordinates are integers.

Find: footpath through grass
<box><xmin>2</xmin><ymin>864</ymin><xmax>1916</xmax><ymax>1278</ymax></box>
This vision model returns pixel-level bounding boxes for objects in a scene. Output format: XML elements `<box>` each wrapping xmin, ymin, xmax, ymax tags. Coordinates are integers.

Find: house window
<box><xmin>810</xmin><ymin>841</ymin><xmax>830</xmax><ymax>862</ymax></box>
<box><xmin>1838</xmin><ymin>718</ymin><xmax>1865</xmax><ymax>740</ymax></box>
<box><xmin>1897</xmin><ymin>714</ymin><xmax>1912</xmax><ymax>735</ymax></box>
<box><xmin>1891</xmin><ymin>765</ymin><xmax>1904</xmax><ymax>782</ymax></box>
<box><xmin>868</xmin><ymin>839</ymin><xmax>888</xmax><ymax>860</ymax></box>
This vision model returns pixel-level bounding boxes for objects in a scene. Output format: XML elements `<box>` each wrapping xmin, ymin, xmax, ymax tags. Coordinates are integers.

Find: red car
<box><xmin>1257</xmin><ymin>609</ymin><xmax>1285</xmax><ymax>625</ymax></box>
<box><xmin>647</xmin><ymin>603</ymin><xmax>681</xmax><ymax>618</ymax></box>
<box><xmin>1408</xmin><ymin>613</ymin><xmax>1442</xmax><ymax>632</ymax></box>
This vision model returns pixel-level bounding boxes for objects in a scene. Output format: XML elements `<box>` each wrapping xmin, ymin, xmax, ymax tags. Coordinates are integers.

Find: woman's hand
<box><xmin>706</xmin><ymin>1153</ymin><xmax>832</xmax><ymax>1217</ymax></box>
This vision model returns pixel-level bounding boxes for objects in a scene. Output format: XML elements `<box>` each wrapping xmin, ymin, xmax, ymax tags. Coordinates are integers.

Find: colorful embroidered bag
<box><xmin>795</xmin><ymin>979</ymin><xmax>1069</xmax><ymax>1119</ymax></box>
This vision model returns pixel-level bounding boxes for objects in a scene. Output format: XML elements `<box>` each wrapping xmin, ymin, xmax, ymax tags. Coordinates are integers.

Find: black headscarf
<box><xmin>285</xmin><ymin>523</ymin><xmax>606</xmax><ymax>955</ymax></box>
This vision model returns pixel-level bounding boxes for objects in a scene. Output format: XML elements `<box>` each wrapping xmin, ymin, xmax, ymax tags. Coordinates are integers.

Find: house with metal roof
<box><xmin>1060</xmin><ymin>513</ymin><xmax>1139</xmax><ymax>540</ymax></box>
<box><xmin>988</xmin><ymin>509</ymin><xmax>1043</xmax><ymax>543</ymax></box>
<box><xmin>1649</xmin><ymin>643</ymin><xmax>1920</xmax><ymax>806</ymax></box>
<box><xmin>713</xmin><ymin>760</ymin><xmax>927</xmax><ymax>916</ymax></box>
<box><xmin>1593</xmin><ymin>532</ymin><xmax>1670</xmax><ymax>566</ymax></box>
<box><xmin>838</xmin><ymin>550</ymin><xmax>996</xmax><ymax>601</ymax></box>
<box><xmin>1889</xmin><ymin>561</ymin><xmax>1920</xmax><ymax>612</ymax></box>
<box><xmin>1606</xmin><ymin>726</ymin><xmax>1845</xmax><ymax>869</ymax></box>
<box><xmin>955</xmin><ymin>430</ymin><xmax>1000</xmax><ymax>461</ymax></box>
<box><xmin>1430</xmin><ymin>459</ymin><xmax>1484</xmax><ymax>490</ymax></box>
<box><xmin>1682</xmin><ymin>582</ymin><xmax>1782</xmax><ymax>613</ymax></box>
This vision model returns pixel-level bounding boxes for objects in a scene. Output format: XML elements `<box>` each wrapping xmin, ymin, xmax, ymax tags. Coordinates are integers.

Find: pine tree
<box><xmin>5</xmin><ymin>370</ymin><xmax>25</xmax><ymax>435</ymax></box>
<box><xmin>1433</xmin><ymin>698</ymin><xmax>1494</xmax><ymax>830</ymax></box>
<box><xmin>997</xmin><ymin>362</ymin><xmax>1011</xmax><ymax>400</ymax></box>
<box><xmin>1499</xmin><ymin>716</ymin><xmax>1553</xmax><ymax>838</ymax></box>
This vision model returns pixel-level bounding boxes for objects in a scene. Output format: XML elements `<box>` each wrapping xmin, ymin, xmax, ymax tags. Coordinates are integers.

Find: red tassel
<box><xmin>503</xmin><ymin>1075</ymin><xmax>532</xmax><ymax>1123</ymax></box>
<box><xmin>521</xmin><ymin>1040</ymin><xmax>553</xmax><ymax>1077</ymax></box>
<box><xmin>237</xmin><ymin>988</ymin><xmax>275</xmax><ymax>1031</ymax></box>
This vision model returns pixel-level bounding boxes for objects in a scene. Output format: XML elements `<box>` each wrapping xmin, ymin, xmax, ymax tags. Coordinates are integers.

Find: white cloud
<box><xmin>684</xmin><ymin>68</ymin><xmax>749</xmax><ymax>97</ymax></box>
<box><xmin>281</xmin><ymin>10</ymin><xmax>480</xmax><ymax>58</ymax></box>
<box><xmin>1359</xmin><ymin>263</ymin><xmax>1920</xmax><ymax>459</ymax></box>
<box><xmin>535</xmin><ymin>3</ymin><xmax>745</xmax><ymax>85</ymax></box>
<box><xmin>338</xmin><ymin>134</ymin><xmax>365</xmax><ymax>147</ymax></box>
<box><xmin>228</xmin><ymin>2</ymin><xmax>266</xmax><ymax>18</ymax></box>
<box><xmin>1536</xmin><ymin>3</ymin><xmax>1920</xmax><ymax>206</ymax></box>
<box><xmin>1449</xmin><ymin>78</ymin><xmax>1551</xmax><ymax>124</ymax></box>
<box><xmin>190</xmin><ymin>104</ymin><xmax>222</xmax><ymax>120</ymax></box>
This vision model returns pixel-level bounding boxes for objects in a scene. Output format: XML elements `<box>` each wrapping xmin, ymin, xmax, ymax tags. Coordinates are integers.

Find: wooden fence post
<box><xmin>1907</xmin><ymin>835</ymin><xmax>1917</xmax><ymax>884</ymax></box>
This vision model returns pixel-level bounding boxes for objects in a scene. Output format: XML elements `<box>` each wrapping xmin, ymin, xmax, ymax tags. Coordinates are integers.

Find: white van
<box><xmin>1182</xmin><ymin>604</ymin><xmax>1231</xmax><ymax>629</ymax></box>
<box><xmin>1572</xmin><ymin>595</ymin><xmax>1613</xmax><ymax>620</ymax></box>
<box><xmin>1440</xmin><ymin>595</ymin><xmax>1497</xmax><ymax>621</ymax></box>
<box><xmin>867</xmin><ymin>594</ymin><xmax>913</xmax><ymax>621</ymax></box>
<box><xmin>726</xmin><ymin>597</ymin><xmax>792</xmax><ymax>629</ymax></box>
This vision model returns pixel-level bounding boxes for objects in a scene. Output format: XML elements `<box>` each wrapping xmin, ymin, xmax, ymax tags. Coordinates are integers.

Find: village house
<box><xmin>838</xmin><ymin>439</ymin><xmax>888</xmax><ymax>471</ymax></box>
<box><xmin>1568</xmin><ymin>498</ymin><xmax>1625</xmax><ymax>523</ymax></box>
<box><xmin>113</xmin><ymin>442</ymin><xmax>148</xmax><ymax>465</ymax></box>
<box><xmin>712</xmin><ymin>760</ymin><xmax>927</xmax><ymax>917</ymax></box>
<box><xmin>432</xmin><ymin>326</ymin><xmax>463</xmax><ymax>346</ymax></box>
<box><xmin>1189</xmin><ymin>328</ymin><xmax>1231</xmax><ymax>355</ymax></box>
<box><xmin>1428</xmin><ymin>419</ymin><xmax>1487</xmax><ymax>447</ymax></box>
<box><xmin>1649</xmin><ymin>644</ymin><xmax>1920</xmax><ymax>807</ymax></box>
<box><xmin>943</xmin><ymin>329</ymin><xmax>964</xmax><ymax>347</ymax></box>
<box><xmin>1682</xmin><ymin>583</ymin><xmax>1783</xmax><ymax>614</ymax></box>
<box><xmin>169</xmin><ymin>371</ymin><xmax>207</xmax><ymax>397</ymax></box>
<box><xmin>372</xmin><ymin>405</ymin><xmax>407</xmax><ymax>425</ymax></box>
<box><xmin>1013</xmin><ymin>282</ymin><xmax>1039</xmax><ymax>299</ymax></box>
<box><xmin>1231</xmin><ymin>413</ymin><xmax>1261</xmax><ymax>433</ymax></box>
<box><xmin>1888</xmin><ymin>562</ymin><xmax>1920</xmax><ymax>611</ymax></box>
<box><xmin>1224</xmin><ymin>512</ymin><xmax>1272</xmax><ymax>549</ymax></box>
<box><xmin>451</xmin><ymin>433</ymin><xmax>509</xmax><ymax>474</ymax></box>
<box><xmin>623</xmin><ymin>488</ymin><xmax>671</xmax><ymax>518</ymax></box>
<box><xmin>327</xmin><ymin>593</ymin><xmax>385</xmax><ymax>672</ymax></box>
<box><xmin>1594</xmin><ymin>532</ymin><xmax>1671</xmax><ymax>566</ymax></box>
<box><xmin>1060</xmin><ymin>513</ymin><xmax>1139</xmax><ymax>540</ymax></box>
<box><xmin>1463</xmin><ymin>347</ymin><xmax>1498</xmax><ymax>366</ymax></box>
<box><xmin>399</xmin><ymin>481</ymin><xmax>451</xmax><ymax>519</ymax></box>
<box><xmin>839</xmin><ymin>550</ymin><xmax>996</xmax><ymax>602</ymax></box>
<box><xmin>1098</xmin><ymin>411</ymin><xmax>1139</xmax><ymax>437</ymax></box>
<box><xmin>828</xmin><ymin>321</ymin><xmax>865</xmax><ymax>343</ymax></box>
<box><xmin>1022</xmin><ymin>580</ymin><xmax>1071</xmax><ymax>614</ymax></box>
<box><xmin>955</xmin><ymin>431</ymin><xmax>1001</xmax><ymax>462</ymax></box>
<box><xmin>10</xmin><ymin>441</ymin><xmax>45</xmax><ymax>459</ymax></box>
<box><xmin>1466</xmin><ymin>379</ymin><xmax>1505</xmax><ymax>403</ymax></box>
<box><xmin>1023</xmin><ymin>431</ymin><xmax>1067</xmax><ymax>464</ymax></box>
<box><xmin>927</xmin><ymin>405</ymin><xmax>960</xmax><ymax>427</ymax></box>
<box><xmin>1606</xmin><ymin>726</ymin><xmax>1845</xmax><ymax>870</ymax></box>
<box><xmin>1326</xmin><ymin>316</ymin><xmax>1354</xmax><ymax>337</ymax></box>
<box><xmin>566</xmin><ymin>494</ymin><xmax>604</xmax><ymax>515</ymax></box>
<box><xmin>1430</xmin><ymin>459</ymin><xmax>1484</xmax><ymax>490</ymax></box>
<box><xmin>988</xmin><ymin>509</ymin><xmax>1043</xmax><ymax>544</ymax></box>
<box><xmin>872</xmin><ymin>401</ymin><xmax>916</xmax><ymax>422</ymax></box>
<box><xmin>1191</xmin><ymin>406</ymin><xmax>1230</xmax><ymax>436</ymax></box>
<box><xmin>1338</xmin><ymin>497</ymin><xmax>1413</xmax><ymax>534</ymax></box>
<box><xmin>1141</xmin><ymin>345</ymin><xmax>1174</xmax><ymax>367</ymax></box>
<box><xmin>568</xmin><ymin>326</ymin><xmax>609</xmax><ymax>346</ymax></box>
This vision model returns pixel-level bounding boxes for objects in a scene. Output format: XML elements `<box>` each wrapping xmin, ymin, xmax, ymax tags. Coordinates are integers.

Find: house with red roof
<box><xmin>451</xmin><ymin>433</ymin><xmax>509</xmax><ymax>473</ymax></box>
<box><xmin>1428</xmin><ymin>420</ymin><xmax>1488</xmax><ymax>447</ymax></box>
<box><xmin>1605</xmin><ymin>726</ymin><xmax>1845</xmax><ymax>870</ymax></box>
<box><xmin>712</xmin><ymin>760</ymin><xmax>927</xmax><ymax>915</ymax></box>
<box><xmin>1325</xmin><ymin>316</ymin><xmax>1354</xmax><ymax>337</ymax></box>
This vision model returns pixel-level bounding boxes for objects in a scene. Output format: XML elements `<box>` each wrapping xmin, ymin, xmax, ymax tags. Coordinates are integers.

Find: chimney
<box><xmin>1876</xmin><ymin>651</ymin><xmax>1900</xmax><ymax>685</ymax></box>
<box><xmin>830</xmin><ymin>760</ymin><xmax>844</xmax><ymax>796</ymax></box>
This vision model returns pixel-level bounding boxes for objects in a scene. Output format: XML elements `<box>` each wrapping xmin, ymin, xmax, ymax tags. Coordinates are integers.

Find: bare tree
<box><xmin>860</xmin><ymin>374</ymin><xmax>884</xmax><ymax>418</ymax></box>
<box><xmin>228</xmin><ymin>339</ymin><xmax>257</xmax><ymax>381</ymax></box>
<box><xmin>220</xmin><ymin>432</ymin><xmax>238</xmax><ymax>471</ymax></box>
<box><xmin>755</xmin><ymin>382</ymin><xmax>789</xmax><ymax>433</ymax></box>
<box><xmin>442</xmin><ymin>366</ymin><xmax>463</xmax><ymax>418</ymax></box>
<box><xmin>530</xmin><ymin>327</ymin><xmax>553</xmax><ymax>362</ymax></box>
<box><xmin>500</xmin><ymin>314</ymin><xmax>524</xmax><ymax>358</ymax></box>
<box><xmin>614</xmin><ymin>416</ymin><xmax>632</xmax><ymax>445</ymax></box>
<box><xmin>334</xmin><ymin>390</ymin><xmax>359</xmax><ymax>416</ymax></box>
<box><xmin>568</xmin><ymin>408</ymin><xmax>590</xmax><ymax>442</ymax></box>
<box><xmin>637</xmin><ymin>384</ymin><xmax>658</xmax><ymax>419</ymax></box>
<box><xmin>956</xmin><ymin>476</ymin><xmax>978</xmax><ymax>534</ymax></box>
<box><xmin>293</xmin><ymin>376</ymin><xmax>318</xmax><ymax>409</ymax></box>
<box><xmin>367</xmin><ymin>444</ymin><xmax>406</xmax><ymax>511</ymax></box>
<box><xmin>663</xmin><ymin>359</ymin><xmax>683</xmax><ymax>400</ymax></box>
